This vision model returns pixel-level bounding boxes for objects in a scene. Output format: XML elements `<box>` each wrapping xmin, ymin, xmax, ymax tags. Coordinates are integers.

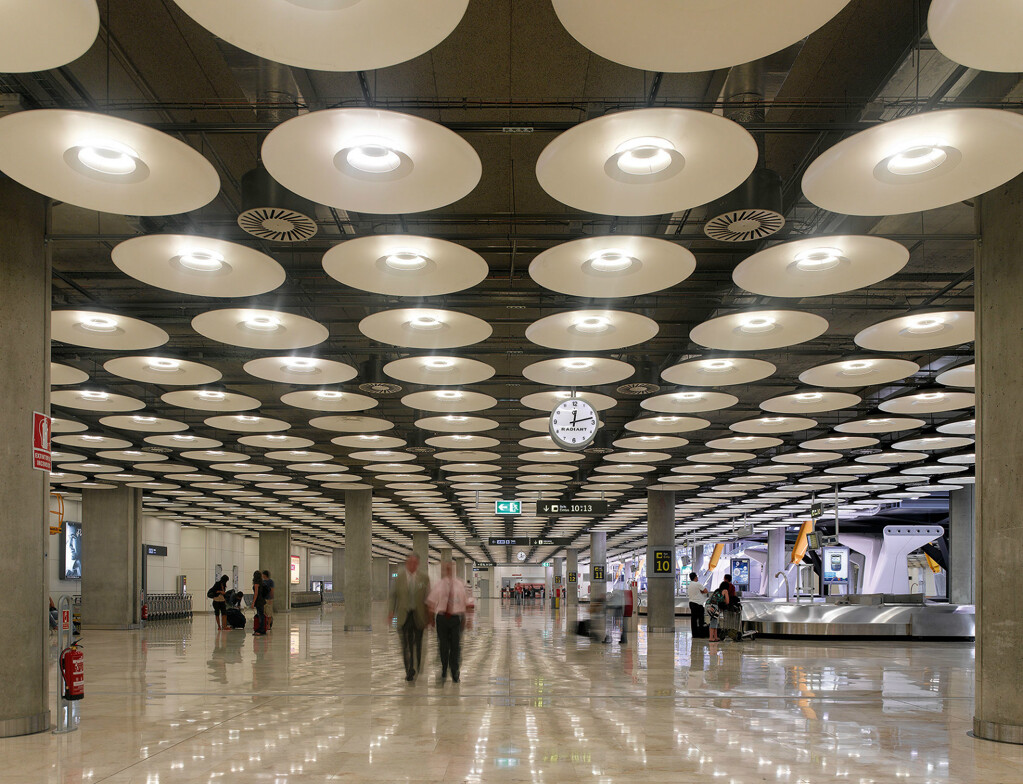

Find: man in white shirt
<box><xmin>426</xmin><ymin>561</ymin><xmax>468</xmax><ymax>683</ymax></box>
<box><xmin>687</xmin><ymin>572</ymin><xmax>708</xmax><ymax>633</ymax></box>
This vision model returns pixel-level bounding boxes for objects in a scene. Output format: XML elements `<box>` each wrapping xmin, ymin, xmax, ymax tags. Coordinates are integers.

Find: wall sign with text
<box><xmin>652</xmin><ymin>549</ymin><xmax>674</xmax><ymax>575</ymax></box>
<box><xmin>591</xmin><ymin>566</ymin><xmax>605</xmax><ymax>580</ymax></box>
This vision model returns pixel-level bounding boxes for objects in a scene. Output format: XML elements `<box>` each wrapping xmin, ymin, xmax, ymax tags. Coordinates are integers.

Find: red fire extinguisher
<box><xmin>141</xmin><ymin>602</ymin><xmax>149</xmax><ymax>621</ymax></box>
<box><xmin>60</xmin><ymin>643</ymin><xmax>84</xmax><ymax>701</ymax></box>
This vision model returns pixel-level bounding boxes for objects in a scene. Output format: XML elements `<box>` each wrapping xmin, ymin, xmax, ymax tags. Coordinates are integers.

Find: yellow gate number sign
<box><xmin>592</xmin><ymin>566</ymin><xmax>604</xmax><ymax>580</ymax></box>
<box><xmin>652</xmin><ymin>550</ymin><xmax>673</xmax><ymax>574</ymax></box>
<box><xmin>568</xmin><ymin>572</ymin><xmax>577</xmax><ymax>583</ymax></box>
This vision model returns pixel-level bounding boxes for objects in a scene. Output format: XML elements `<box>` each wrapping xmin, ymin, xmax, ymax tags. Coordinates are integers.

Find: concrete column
<box><xmin>566</xmin><ymin>549</ymin><xmax>579</xmax><ymax>605</ymax></box>
<box><xmin>975</xmin><ymin>176</ymin><xmax>1023</xmax><ymax>743</ymax></box>
<box><xmin>440</xmin><ymin>547</ymin><xmax>452</xmax><ymax>564</ymax></box>
<box><xmin>412</xmin><ymin>531</ymin><xmax>429</xmax><ymax>567</ymax></box>
<box><xmin>646</xmin><ymin>489</ymin><xmax>676</xmax><ymax>633</ymax></box>
<box><xmin>82</xmin><ymin>486</ymin><xmax>143</xmax><ymax>629</ymax></box>
<box><xmin>589</xmin><ymin>532</ymin><xmax>606</xmax><ymax>600</ymax></box>
<box><xmin>0</xmin><ymin>179</ymin><xmax>49</xmax><ymax>737</ymax></box>
<box><xmin>454</xmin><ymin>557</ymin><xmax>466</xmax><ymax>582</ymax></box>
<box><xmin>949</xmin><ymin>486</ymin><xmax>975</xmax><ymax>605</ymax></box>
<box><xmin>767</xmin><ymin>526</ymin><xmax>787</xmax><ymax>598</ymax></box>
<box><xmin>259</xmin><ymin>530</ymin><xmax>291</xmax><ymax>615</ymax></box>
<box><xmin>344</xmin><ymin>489</ymin><xmax>372</xmax><ymax>631</ymax></box>
<box><xmin>331</xmin><ymin>548</ymin><xmax>345</xmax><ymax>597</ymax></box>
<box><xmin>371</xmin><ymin>556</ymin><xmax>389</xmax><ymax>601</ymax></box>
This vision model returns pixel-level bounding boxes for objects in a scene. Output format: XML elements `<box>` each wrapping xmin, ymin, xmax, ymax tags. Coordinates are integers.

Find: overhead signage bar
<box><xmin>487</xmin><ymin>537</ymin><xmax>574</xmax><ymax>547</ymax></box>
<box><xmin>537</xmin><ymin>500</ymin><xmax>608</xmax><ymax>515</ymax></box>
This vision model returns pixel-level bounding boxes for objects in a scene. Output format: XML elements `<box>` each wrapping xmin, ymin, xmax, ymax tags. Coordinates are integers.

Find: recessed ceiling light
<box><xmin>345</xmin><ymin>140</ymin><xmax>401</xmax><ymax>174</ymax></box>
<box><xmin>172</xmin><ymin>435</ymin><xmax>195</xmax><ymax>441</ymax></box>
<box><xmin>197</xmin><ymin>390</ymin><xmax>226</xmax><ymax>401</ymax></box>
<box><xmin>841</xmin><ymin>360</ymin><xmax>874</xmax><ymax>372</ymax></box>
<box><xmin>236</xmin><ymin>415</ymin><xmax>260</xmax><ymax>422</ymax></box>
<box><xmin>179</xmin><ymin>249</ymin><xmax>225</xmax><ymax>272</ymax></box>
<box><xmin>588</xmin><ymin>249</ymin><xmax>634</xmax><ymax>272</ymax></box>
<box><xmin>905</xmin><ymin>316</ymin><xmax>946</xmax><ymax>334</ymax></box>
<box><xmin>794</xmin><ymin>247</ymin><xmax>843</xmax><ymax>271</ymax></box>
<box><xmin>79</xmin><ymin>315</ymin><xmax>119</xmax><ymax>333</ymax></box>
<box><xmin>564</xmin><ymin>358</ymin><xmax>594</xmax><ymax>370</ymax></box>
<box><xmin>384</xmin><ymin>250</ymin><xmax>428</xmax><ymax>271</ymax></box>
<box><xmin>572</xmin><ymin>315</ymin><xmax>612</xmax><ymax>333</ymax></box>
<box><xmin>702</xmin><ymin>359</ymin><xmax>734</xmax><ymax>371</ymax></box>
<box><xmin>674</xmin><ymin>392</ymin><xmax>702</xmax><ymax>401</ymax></box>
<box><xmin>315</xmin><ymin>391</ymin><xmax>344</xmax><ymax>400</ymax></box>
<box><xmin>147</xmin><ymin>358</ymin><xmax>181</xmax><ymax>371</ymax></box>
<box><xmin>243</xmin><ymin>314</ymin><xmax>281</xmax><ymax>331</ymax></box>
<box><xmin>614</xmin><ymin>137</ymin><xmax>676</xmax><ymax>176</ymax></box>
<box><xmin>886</xmin><ymin>143</ymin><xmax>948</xmax><ymax>176</ymax></box>
<box><xmin>424</xmin><ymin>357</ymin><xmax>454</xmax><ymax>369</ymax></box>
<box><xmin>80</xmin><ymin>390</ymin><xmax>109</xmax><ymax>401</ymax></box>
<box><xmin>794</xmin><ymin>392</ymin><xmax>823</xmax><ymax>402</ymax></box>
<box><xmin>81</xmin><ymin>435</ymin><xmax>103</xmax><ymax>441</ymax></box>
<box><xmin>132</xmin><ymin>415</ymin><xmax>158</xmax><ymax>423</ymax></box>
<box><xmin>409</xmin><ymin>314</ymin><xmax>443</xmax><ymax>330</ymax></box>
<box><xmin>75</xmin><ymin>140</ymin><xmax>139</xmax><ymax>175</ymax></box>
<box><xmin>917</xmin><ymin>392</ymin><xmax>945</xmax><ymax>401</ymax></box>
<box><xmin>739</xmin><ymin>315</ymin><xmax>776</xmax><ymax>334</ymax></box>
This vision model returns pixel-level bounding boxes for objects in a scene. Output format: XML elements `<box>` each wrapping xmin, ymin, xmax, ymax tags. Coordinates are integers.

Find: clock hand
<box><xmin>575</xmin><ymin>416</ymin><xmax>595</xmax><ymax>424</ymax></box>
<box><xmin>570</xmin><ymin>411</ymin><xmax>578</xmax><ymax>426</ymax></box>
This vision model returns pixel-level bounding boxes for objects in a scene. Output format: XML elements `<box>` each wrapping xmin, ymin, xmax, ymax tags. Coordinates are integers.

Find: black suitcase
<box><xmin>691</xmin><ymin>624</ymin><xmax>709</xmax><ymax>638</ymax></box>
<box><xmin>576</xmin><ymin>619</ymin><xmax>590</xmax><ymax>637</ymax></box>
<box><xmin>226</xmin><ymin>607</ymin><xmax>246</xmax><ymax>629</ymax></box>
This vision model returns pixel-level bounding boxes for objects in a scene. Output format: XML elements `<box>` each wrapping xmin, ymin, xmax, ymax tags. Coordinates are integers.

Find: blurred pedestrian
<box><xmin>389</xmin><ymin>553</ymin><xmax>430</xmax><ymax>681</ymax></box>
<box><xmin>427</xmin><ymin>561</ymin><xmax>468</xmax><ymax>683</ymax></box>
<box><xmin>252</xmin><ymin>570</ymin><xmax>268</xmax><ymax>635</ymax></box>
<box><xmin>261</xmin><ymin>569</ymin><xmax>275</xmax><ymax>629</ymax></box>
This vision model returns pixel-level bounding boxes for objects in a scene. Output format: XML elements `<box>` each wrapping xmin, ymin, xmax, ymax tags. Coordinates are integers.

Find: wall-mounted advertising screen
<box><xmin>61</xmin><ymin>520</ymin><xmax>82</xmax><ymax>580</ymax></box>
<box><xmin>822</xmin><ymin>546</ymin><xmax>850</xmax><ymax>584</ymax></box>
<box><xmin>730</xmin><ymin>557</ymin><xmax>750</xmax><ymax>588</ymax></box>
<box><xmin>290</xmin><ymin>555</ymin><xmax>301</xmax><ymax>585</ymax></box>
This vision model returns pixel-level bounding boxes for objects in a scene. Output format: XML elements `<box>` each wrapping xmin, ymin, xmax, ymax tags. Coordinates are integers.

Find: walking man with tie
<box><xmin>426</xmin><ymin>560</ymin><xmax>468</xmax><ymax>684</ymax></box>
<box><xmin>389</xmin><ymin>553</ymin><xmax>430</xmax><ymax>682</ymax></box>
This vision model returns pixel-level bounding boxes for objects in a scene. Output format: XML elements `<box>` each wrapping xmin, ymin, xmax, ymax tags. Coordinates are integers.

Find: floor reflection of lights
<box><xmin>2</xmin><ymin>600</ymin><xmax>1019</xmax><ymax>782</ymax></box>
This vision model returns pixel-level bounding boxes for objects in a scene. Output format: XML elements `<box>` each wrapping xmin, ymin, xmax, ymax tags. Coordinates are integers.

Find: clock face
<box><xmin>549</xmin><ymin>398</ymin><xmax>598</xmax><ymax>451</ymax></box>
<box><xmin>516</xmin><ymin>551</ymin><xmax>526</xmax><ymax>562</ymax></box>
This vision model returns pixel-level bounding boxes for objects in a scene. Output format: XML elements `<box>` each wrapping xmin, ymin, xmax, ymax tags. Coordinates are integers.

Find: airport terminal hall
<box><xmin>6</xmin><ymin>0</ymin><xmax>1023</xmax><ymax>782</ymax></box>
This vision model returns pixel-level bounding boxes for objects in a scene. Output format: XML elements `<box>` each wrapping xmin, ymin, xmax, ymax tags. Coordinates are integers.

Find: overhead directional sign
<box><xmin>488</xmin><ymin>537</ymin><xmax>573</xmax><ymax>547</ymax></box>
<box><xmin>495</xmin><ymin>500</ymin><xmax>522</xmax><ymax>515</ymax></box>
<box><xmin>538</xmin><ymin>500</ymin><xmax>607</xmax><ymax>515</ymax></box>
<box><xmin>810</xmin><ymin>503</ymin><xmax>824</xmax><ymax>519</ymax></box>
<box><xmin>473</xmin><ymin>562</ymin><xmax>496</xmax><ymax>570</ymax></box>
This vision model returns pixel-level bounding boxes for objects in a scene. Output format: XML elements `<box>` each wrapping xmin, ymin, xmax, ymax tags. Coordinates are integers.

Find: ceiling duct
<box><xmin>704</xmin><ymin>61</ymin><xmax>785</xmax><ymax>243</ymax></box>
<box><xmin>237</xmin><ymin>62</ymin><xmax>318</xmax><ymax>243</ymax></box>
<box><xmin>617</xmin><ymin>359</ymin><xmax>661</xmax><ymax>396</ymax></box>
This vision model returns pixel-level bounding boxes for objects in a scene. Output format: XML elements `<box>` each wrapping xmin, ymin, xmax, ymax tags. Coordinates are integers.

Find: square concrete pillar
<box><xmin>82</xmin><ymin>486</ymin><xmax>143</xmax><ymax>629</ymax></box>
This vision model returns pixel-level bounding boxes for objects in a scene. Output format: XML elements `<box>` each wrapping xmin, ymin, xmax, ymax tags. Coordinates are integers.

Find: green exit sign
<box><xmin>495</xmin><ymin>500</ymin><xmax>522</xmax><ymax>515</ymax></box>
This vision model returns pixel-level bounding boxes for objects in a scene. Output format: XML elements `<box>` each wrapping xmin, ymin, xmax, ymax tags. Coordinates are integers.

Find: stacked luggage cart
<box><xmin>145</xmin><ymin>593</ymin><xmax>193</xmax><ymax>621</ymax></box>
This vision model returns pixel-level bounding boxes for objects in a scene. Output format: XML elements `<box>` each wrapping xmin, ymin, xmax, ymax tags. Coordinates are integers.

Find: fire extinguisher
<box><xmin>141</xmin><ymin>602</ymin><xmax>149</xmax><ymax>621</ymax></box>
<box><xmin>60</xmin><ymin>643</ymin><xmax>84</xmax><ymax>701</ymax></box>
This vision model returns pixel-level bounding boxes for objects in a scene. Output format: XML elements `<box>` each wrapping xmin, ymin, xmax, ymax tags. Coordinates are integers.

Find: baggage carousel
<box><xmin>637</xmin><ymin>595</ymin><xmax>975</xmax><ymax>640</ymax></box>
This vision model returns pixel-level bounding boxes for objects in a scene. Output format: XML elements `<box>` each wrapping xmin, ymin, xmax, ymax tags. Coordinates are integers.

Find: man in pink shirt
<box><xmin>426</xmin><ymin>561</ymin><xmax>468</xmax><ymax>683</ymax></box>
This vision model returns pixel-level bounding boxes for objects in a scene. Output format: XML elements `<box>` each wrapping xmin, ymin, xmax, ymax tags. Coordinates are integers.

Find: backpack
<box><xmin>206</xmin><ymin>584</ymin><xmax>219</xmax><ymax>599</ymax></box>
<box><xmin>706</xmin><ymin>590</ymin><xmax>726</xmax><ymax>617</ymax></box>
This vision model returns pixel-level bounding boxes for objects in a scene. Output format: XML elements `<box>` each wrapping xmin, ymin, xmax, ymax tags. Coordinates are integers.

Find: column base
<box><xmin>974</xmin><ymin>717</ymin><xmax>1023</xmax><ymax>744</ymax></box>
<box><xmin>0</xmin><ymin>710</ymin><xmax>51</xmax><ymax>738</ymax></box>
<box><xmin>647</xmin><ymin>625</ymin><xmax>676</xmax><ymax>634</ymax></box>
<box><xmin>344</xmin><ymin>625</ymin><xmax>372</xmax><ymax>631</ymax></box>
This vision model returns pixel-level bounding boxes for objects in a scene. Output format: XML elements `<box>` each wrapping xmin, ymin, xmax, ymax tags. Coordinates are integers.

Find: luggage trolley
<box><xmin>719</xmin><ymin>605</ymin><xmax>756</xmax><ymax>642</ymax></box>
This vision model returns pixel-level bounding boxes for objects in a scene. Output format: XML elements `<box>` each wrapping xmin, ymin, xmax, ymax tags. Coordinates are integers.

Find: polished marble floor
<box><xmin>6</xmin><ymin>599</ymin><xmax>1022</xmax><ymax>783</ymax></box>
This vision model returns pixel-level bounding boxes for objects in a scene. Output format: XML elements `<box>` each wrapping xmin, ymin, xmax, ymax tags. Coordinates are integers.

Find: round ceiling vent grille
<box><xmin>617</xmin><ymin>380</ymin><xmax>661</xmax><ymax>396</ymax></box>
<box><xmin>238</xmin><ymin>207</ymin><xmax>318</xmax><ymax>242</ymax></box>
<box><xmin>704</xmin><ymin>208</ymin><xmax>785</xmax><ymax>243</ymax></box>
<box><xmin>358</xmin><ymin>380</ymin><xmax>403</xmax><ymax>395</ymax></box>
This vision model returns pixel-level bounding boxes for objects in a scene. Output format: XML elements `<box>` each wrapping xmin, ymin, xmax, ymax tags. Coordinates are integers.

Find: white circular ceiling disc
<box><xmin>625</xmin><ymin>416</ymin><xmax>710</xmax><ymax>434</ymax></box>
<box><xmin>523</xmin><ymin>357</ymin><xmax>634</xmax><ymax>387</ymax></box>
<box><xmin>520</xmin><ymin>390</ymin><xmax>617</xmax><ymax>412</ymax></box>
<box><xmin>526</xmin><ymin>309</ymin><xmax>658</xmax><ymax>351</ymax></box>
<box><xmin>878</xmin><ymin>390</ymin><xmax>975</xmax><ymax>415</ymax></box>
<box><xmin>730</xmin><ymin>417</ymin><xmax>818</xmax><ymax>435</ymax></box>
<box><xmin>401</xmin><ymin>390</ymin><xmax>497</xmax><ymax>413</ymax></box>
<box><xmin>1</xmin><ymin>1</ymin><xmax>99</xmax><ymax>73</ymax></box>
<box><xmin>99</xmin><ymin>415</ymin><xmax>188</xmax><ymax>433</ymax></box>
<box><xmin>0</xmin><ymin>110</ymin><xmax>219</xmax><ymax>216</ymax></box>
<box><xmin>854</xmin><ymin>311</ymin><xmax>973</xmax><ymax>352</ymax></box>
<box><xmin>191</xmin><ymin>308</ymin><xmax>329</xmax><ymax>350</ymax></box>
<box><xmin>936</xmin><ymin>363</ymin><xmax>974</xmax><ymax>388</ymax></box>
<box><xmin>160</xmin><ymin>389</ymin><xmax>261</xmax><ymax>412</ymax></box>
<box><xmin>103</xmin><ymin>356</ymin><xmax>222</xmax><ymax>386</ymax></box>
<box><xmin>415</xmin><ymin>416</ymin><xmax>498</xmax><ymax>433</ymax></box>
<box><xmin>51</xmin><ymin>390</ymin><xmax>145</xmax><ymax>412</ymax></box>
<box><xmin>262</xmin><ymin>109</ymin><xmax>481</xmax><ymax>214</ymax></box>
<box><xmin>52</xmin><ymin>311</ymin><xmax>168</xmax><ymax>351</ymax></box>
<box><xmin>641</xmin><ymin>391</ymin><xmax>738</xmax><ymax>414</ymax></box>
<box><xmin>799</xmin><ymin>357</ymin><xmax>919</xmax><ymax>388</ymax></box>
<box><xmin>171</xmin><ymin>0</ymin><xmax>469</xmax><ymax>72</ymax></box>
<box><xmin>691</xmin><ymin>310</ymin><xmax>829</xmax><ymax>352</ymax></box>
<box><xmin>536</xmin><ymin>108</ymin><xmax>757</xmax><ymax>216</ymax></box>
<box><xmin>835</xmin><ymin>417</ymin><xmax>925</xmax><ymax>434</ymax></box>
<box><xmin>383</xmin><ymin>356</ymin><xmax>494</xmax><ymax>386</ymax></box>
<box><xmin>929</xmin><ymin>0</ymin><xmax>1023</xmax><ymax>73</ymax></box>
<box><xmin>111</xmin><ymin>235</ymin><xmax>285</xmax><ymax>298</ymax></box>
<box><xmin>802</xmin><ymin>109</ymin><xmax>1023</xmax><ymax>216</ymax></box>
<box><xmin>51</xmin><ymin>363</ymin><xmax>89</xmax><ymax>385</ymax></box>
<box><xmin>281</xmin><ymin>390</ymin><xmax>378</xmax><ymax>412</ymax></box>
<box><xmin>759</xmin><ymin>391</ymin><xmax>861</xmax><ymax>414</ymax></box>
<box><xmin>323</xmin><ymin>235</ymin><xmax>487</xmax><ymax>296</ymax></box>
<box><xmin>528</xmin><ymin>235</ymin><xmax>695</xmax><ymax>297</ymax></box>
<box><xmin>243</xmin><ymin>356</ymin><xmax>357</xmax><ymax>385</ymax></box>
<box><xmin>204</xmin><ymin>415</ymin><xmax>291</xmax><ymax>433</ymax></box>
<box><xmin>661</xmin><ymin>357</ymin><xmax>775</xmax><ymax>387</ymax></box>
<box><xmin>359</xmin><ymin>308</ymin><xmax>491</xmax><ymax>349</ymax></box>
<box><xmin>733</xmin><ymin>235</ymin><xmax>909</xmax><ymax>297</ymax></box>
<box><xmin>551</xmin><ymin>0</ymin><xmax>850</xmax><ymax>73</ymax></box>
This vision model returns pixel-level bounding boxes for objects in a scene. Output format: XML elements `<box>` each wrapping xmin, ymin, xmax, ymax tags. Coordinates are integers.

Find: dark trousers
<box><xmin>400</xmin><ymin>611</ymin><xmax>423</xmax><ymax>675</ymax></box>
<box><xmin>689</xmin><ymin>602</ymin><xmax>705</xmax><ymax>630</ymax></box>
<box><xmin>436</xmin><ymin>613</ymin><xmax>463</xmax><ymax>678</ymax></box>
